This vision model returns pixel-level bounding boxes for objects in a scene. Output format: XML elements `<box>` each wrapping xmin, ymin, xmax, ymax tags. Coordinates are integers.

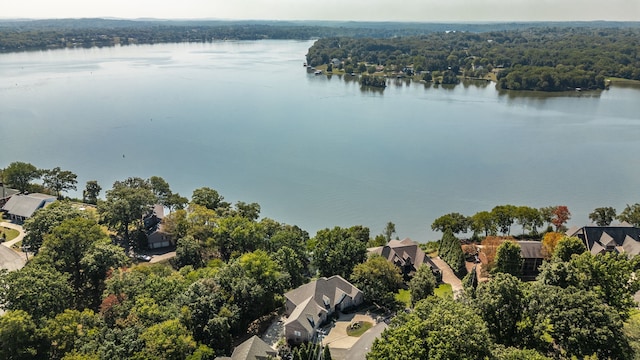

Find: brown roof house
<box><xmin>284</xmin><ymin>275</ymin><xmax>363</xmax><ymax>344</ymax></box>
<box><xmin>567</xmin><ymin>224</ymin><xmax>640</xmax><ymax>256</ymax></box>
<box><xmin>368</xmin><ymin>238</ymin><xmax>441</xmax><ymax>281</ymax></box>
<box><xmin>1</xmin><ymin>193</ymin><xmax>56</xmax><ymax>223</ymax></box>
<box><xmin>215</xmin><ymin>335</ymin><xmax>277</xmax><ymax>360</ymax></box>
<box><xmin>143</xmin><ymin>204</ymin><xmax>173</xmax><ymax>249</ymax></box>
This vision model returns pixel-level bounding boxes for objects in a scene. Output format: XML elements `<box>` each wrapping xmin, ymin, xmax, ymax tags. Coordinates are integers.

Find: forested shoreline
<box><xmin>306</xmin><ymin>27</ymin><xmax>640</xmax><ymax>91</ymax></box>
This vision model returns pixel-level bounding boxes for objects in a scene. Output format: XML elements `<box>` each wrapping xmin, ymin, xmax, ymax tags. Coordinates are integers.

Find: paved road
<box><xmin>430</xmin><ymin>256</ymin><xmax>464</xmax><ymax>298</ymax></box>
<box><xmin>149</xmin><ymin>251</ymin><xmax>176</xmax><ymax>263</ymax></box>
<box><xmin>0</xmin><ymin>222</ymin><xmax>26</xmax><ymax>271</ymax></box>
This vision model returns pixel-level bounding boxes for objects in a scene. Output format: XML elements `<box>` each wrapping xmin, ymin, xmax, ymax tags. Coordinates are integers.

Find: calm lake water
<box><xmin>2</xmin><ymin>40</ymin><xmax>640</xmax><ymax>240</ymax></box>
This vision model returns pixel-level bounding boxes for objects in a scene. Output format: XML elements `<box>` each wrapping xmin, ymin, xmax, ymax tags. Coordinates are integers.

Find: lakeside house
<box><xmin>566</xmin><ymin>224</ymin><xmax>640</xmax><ymax>256</ymax></box>
<box><xmin>143</xmin><ymin>204</ymin><xmax>173</xmax><ymax>249</ymax></box>
<box><xmin>517</xmin><ymin>240</ymin><xmax>544</xmax><ymax>281</ymax></box>
<box><xmin>283</xmin><ymin>275</ymin><xmax>363</xmax><ymax>344</ymax></box>
<box><xmin>368</xmin><ymin>238</ymin><xmax>441</xmax><ymax>281</ymax></box>
<box><xmin>215</xmin><ymin>335</ymin><xmax>277</xmax><ymax>360</ymax></box>
<box><xmin>1</xmin><ymin>193</ymin><xmax>56</xmax><ymax>223</ymax></box>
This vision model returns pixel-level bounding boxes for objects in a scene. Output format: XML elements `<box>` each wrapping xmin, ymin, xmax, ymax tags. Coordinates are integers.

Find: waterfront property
<box><xmin>567</xmin><ymin>224</ymin><xmax>640</xmax><ymax>256</ymax></box>
<box><xmin>215</xmin><ymin>336</ymin><xmax>277</xmax><ymax>360</ymax></box>
<box><xmin>1</xmin><ymin>193</ymin><xmax>56</xmax><ymax>223</ymax></box>
<box><xmin>284</xmin><ymin>275</ymin><xmax>363</xmax><ymax>344</ymax></box>
<box><xmin>368</xmin><ymin>238</ymin><xmax>441</xmax><ymax>280</ymax></box>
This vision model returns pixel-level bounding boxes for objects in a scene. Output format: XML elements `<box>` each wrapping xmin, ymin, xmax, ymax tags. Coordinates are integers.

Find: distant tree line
<box><xmin>306</xmin><ymin>27</ymin><xmax>640</xmax><ymax>91</ymax></box>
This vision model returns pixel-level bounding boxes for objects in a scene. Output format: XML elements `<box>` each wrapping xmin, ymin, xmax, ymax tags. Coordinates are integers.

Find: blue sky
<box><xmin>4</xmin><ymin>0</ymin><xmax>640</xmax><ymax>21</ymax></box>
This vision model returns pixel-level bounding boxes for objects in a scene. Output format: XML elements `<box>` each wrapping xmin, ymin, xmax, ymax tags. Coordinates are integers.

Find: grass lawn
<box><xmin>346</xmin><ymin>321</ymin><xmax>373</xmax><ymax>337</ymax></box>
<box><xmin>434</xmin><ymin>283</ymin><xmax>453</xmax><ymax>299</ymax></box>
<box><xmin>395</xmin><ymin>289</ymin><xmax>411</xmax><ymax>309</ymax></box>
<box><xmin>0</xmin><ymin>226</ymin><xmax>19</xmax><ymax>242</ymax></box>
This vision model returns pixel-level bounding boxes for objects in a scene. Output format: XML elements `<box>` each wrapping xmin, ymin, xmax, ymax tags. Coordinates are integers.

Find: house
<box><xmin>368</xmin><ymin>238</ymin><xmax>441</xmax><ymax>281</ymax></box>
<box><xmin>517</xmin><ymin>240</ymin><xmax>544</xmax><ymax>281</ymax></box>
<box><xmin>143</xmin><ymin>204</ymin><xmax>173</xmax><ymax>249</ymax></box>
<box><xmin>0</xmin><ymin>186</ymin><xmax>19</xmax><ymax>208</ymax></box>
<box><xmin>284</xmin><ymin>275</ymin><xmax>363</xmax><ymax>344</ymax></box>
<box><xmin>566</xmin><ymin>224</ymin><xmax>640</xmax><ymax>256</ymax></box>
<box><xmin>1</xmin><ymin>193</ymin><xmax>56</xmax><ymax>222</ymax></box>
<box><xmin>215</xmin><ymin>335</ymin><xmax>277</xmax><ymax>360</ymax></box>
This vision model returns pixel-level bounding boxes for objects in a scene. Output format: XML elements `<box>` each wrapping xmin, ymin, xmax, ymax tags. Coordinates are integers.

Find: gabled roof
<box><xmin>567</xmin><ymin>225</ymin><xmax>640</xmax><ymax>256</ymax></box>
<box><xmin>517</xmin><ymin>241</ymin><xmax>543</xmax><ymax>259</ymax></box>
<box><xmin>230</xmin><ymin>335</ymin><xmax>277</xmax><ymax>360</ymax></box>
<box><xmin>2</xmin><ymin>193</ymin><xmax>56</xmax><ymax>218</ymax></box>
<box><xmin>284</xmin><ymin>296</ymin><xmax>325</xmax><ymax>335</ymax></box>
<box><xmin>368</xmin><ymin>237</ymin><xmax>440</xmax><ymax>273</ymax></box>
<box><xmin>285</xmin><ymin>275</ymin><xmax>361</xmax><ymax>311</ymax></box>
<box><xmin>0</xmin><ymin>186</ymin><xmax>19</xmax><ymax>200</ymax></box>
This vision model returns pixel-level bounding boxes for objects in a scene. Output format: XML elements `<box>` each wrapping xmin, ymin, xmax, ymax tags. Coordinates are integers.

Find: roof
<box><xmin>0</xmin><ymin>186</ymin><xmax>19</xmax><ymax>200</ymax></box>
<box><xmin>284</xmin><ymin>296</ymin><xmax>324</xmax><ymax>335</ymax></box>
<box><xmin>285</xmin><ymin>275</ymin><xmax>362</xmax><ymax>311</ymax></box>
<box><xmin>230</xmin><ymin>336</ymin><xmax>276</xmax><ymax>360</ymax></box>
<box><xmin>567</xmin><ymin>225</ymin><xmax>640</xmax><ymax>256</ymax></box>
<box><xmin>368</xmin><ymin>237</ymin><xmax>440</xmax><ymax>273</ymax></box>
<box><xmin>1</xmin><ymin>193</ymin><xmax>56</xmax><ymax>218</ymax></box>
<box><xmin>517</xmin><ymin>241</ymin><xmax>543</xmax><ymax>259</ymax></box>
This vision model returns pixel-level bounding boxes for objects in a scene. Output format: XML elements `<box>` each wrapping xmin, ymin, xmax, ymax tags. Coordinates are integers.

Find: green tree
<box><xmin>233</xmin><ymin>201</ymin><xmax>261</xmax><ymax>220</ymax></box>
<box><xmin>22</xmin><ymin>200</ymin><xmax>88</xmax><ymax>254</ymax></box>
<box><xmin>135</xmin><ymin>319</ymin><xmax>198</xmax><ymax>360</ymax></box>
<box><xmin>322</xmin><ymin>345</ymin><xmax>332</xmax><ymax>360</ymax></box>
<box><xmin>37</xmin><ymin>217</ymin><xmax>128</xmax><ymax>308</ymax></box>
<box><xmin>492</xmin><ymin>205</ymin><xmax>517</xmax><ymax>235</ymax></box>
<box><xmin>41</xmin><ymin>309</ymin><xmax>102</xmax><ymax>360</ymax></box>
<box><xmin>367</xmin><ymin>296</ymin><xmax>492</xmax><ymax>360</ymax></box>
<box><xmin>42</xmin><ymin>167</ymin><xmax>78</xmax><ymax>199</ymax></box>
<box><xmin>475</xmin><ymin>273</ymin><xmax>524</xmax><ymax>346</ymax></box>
<box><xmin>98</xmin><ymin>177</ymin><xmax>156</xmax><ymax>247</ymax></box>
<box><xmin>493</xmin><ymin>241</ymin><xmax>522</xmax><ymax>277</ymax></box>
<box><xmin>553</xmin><ymin>236</ymin><xmax>585</xmax><ymax>262</ymax></box>
<box><xmin>210</xmin><ymin>215</ymin><xmax>265</xmax><ymax>261</ymax></box>
<box><xmin>470</xmin><ymin>211</ymin><xmax>496</xmax><ymax>237</ymax></box>
<box><xmin>431</xmin><ymin>212</ymin><xmax>470</xmax><ymax>234</ymax></box>
<box><xmin>166</xmin><ymin>192</ymin><xmax>189</xmax><ymax>211</ymax></box>
<box><xmin>174</xmin><ymin>235</ymin><xmax>204</xmax><ymax>269</ymax></box>
<box><xmin>82</xmin><ymin>180</ymin><xmax>101</xmax><ymax>205</ymax></box>
<box><xmin>351</xmin><ymin>254</ymin><xmax>403</xmax><ymax>309</ymax></box>
<box><xmin>539</xmin><ymin>206</ymin><xmax>556</xmax><ymax>230</ymax></box>
<box><xmin>311</xmin><ymin>226</ymin><xmax>368</xmax><ymax>279</ymax></box>
<box><xmin>515</xmin><ymin>206</ymin><xmax>542</xmax><ymax>235</ymax></box>
<box><xmin>0</xmin><ymin>310</ymin><xmax>40</xmax><ymax>360</ymax></box>
<box><xmin>438</xmin><ymin>229</ymin><xmax>466</xmax><ymax>277</ymax></box>
<box><xmin>191</xmin><ymin>187</ymin><xmax>229</xmax><ymax>213</ymax></box>
<box><xmin>2</xmin><ymin>161</ymin><xmax>40</xmax><ymax>193</ymax></box>
<box><xmin>491</xmin><ymin>346</ymin><xmax>551</xmax><ymax>360</ymax></box>
<box><xmin>523</xmin><ymin>284</ymin><xmax>632</xmax><ymax>359</ymax></box>
<box><xmin>149</xmin><ymin>175</ymin><xmax>172</xmax><ymax>206</ymax></box>
<box><xmin>589</xmin><ymin>206</ymin><xmax>617</xmax><ymax>226</ymax></box>
<box><xmin>618</xmin><ymin>203</ymin><xmax>640</xmax><ymax>227</ymax></box>
<box><xmin>0</xmin><ymin>264</ymin><xmax>73</xmax><ymax>319</ymax></box>
<box><xmin>408</xmin><ymin>264</ymin><xmax>437</xmax><ymax>305</ymax></box>
<box><xmin>384</xmin><ymin>221</ymin><xmax>396</xmax><ymax>241</ymax></box>
<box><xmin>273</xmin><ymin>246</ymin><xmax>307</xmax><ymax>288</ymax></box>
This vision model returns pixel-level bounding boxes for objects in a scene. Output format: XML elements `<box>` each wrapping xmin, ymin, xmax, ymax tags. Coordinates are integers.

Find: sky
<box><xmin>3</xmin><ymin>0</ymin><xmax>640</xmax><ymax>22</ymax></box>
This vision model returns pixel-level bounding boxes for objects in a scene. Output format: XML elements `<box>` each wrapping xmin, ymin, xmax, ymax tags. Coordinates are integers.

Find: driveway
<box><xmin>322</xmin><ymin>312</ymin><xmax>384</xmax><ymax>360</ymax></box>
<box><xmin>430</xmin><ymin>256</ymin><xmax>464</xmax><ymax>298</ymax></box>
<box><xmin>0</xmin><ymin>222</ymin><xmax>26</xmax><ymax>271</ymax></box>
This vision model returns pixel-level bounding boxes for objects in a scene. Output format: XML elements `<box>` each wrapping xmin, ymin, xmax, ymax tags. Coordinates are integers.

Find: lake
<box><xmin>1</xmin><ymin>40</ymin><xmax>640</xmax><ymax>241</ymax></box>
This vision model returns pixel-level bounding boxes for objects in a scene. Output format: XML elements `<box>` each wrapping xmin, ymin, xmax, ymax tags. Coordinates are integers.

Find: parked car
<box><xmin>135</xmin><ymin>254</ymin><xmax>152</xmax><ymax>262</ymax></box>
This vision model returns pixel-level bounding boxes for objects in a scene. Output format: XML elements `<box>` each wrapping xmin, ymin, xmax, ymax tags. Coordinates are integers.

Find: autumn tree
<box><xmin>589</xmin><ymin>206</ymin><xmax>617</xmax><ymax>226</ymax></box>
<box><xmin>551</xmin><ymin>205</ymin><xmax>571</xmax><ymax>231</ymax></box>
<box><xmin>541</xmin><ymin>232</ymin><xmax>563</xmax><ymax>259</ymax></box>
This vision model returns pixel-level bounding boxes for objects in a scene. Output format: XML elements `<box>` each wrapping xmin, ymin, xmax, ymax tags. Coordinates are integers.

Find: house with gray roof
<box><xmin>284</xmin><ymin>275</ymin><xmax>363</xmax><ymax>344</ymax></box>
<box><xmin>0</xmin><ymin>186</ymin><xmax>20</xmax><ymax>208</ymax></box>
<box><xmin>215</xmin><ymin>335</ymin><xmax>277</xmax><ymax>360</ymax></box>
<box><xmin>143</xmin><ymin>204</ymin><xmax>173</xmax><ymax>249</ymax></box>
<box><xmin>368</xmin><ymin>238</ymin><xmax>441</xmax><ymax>281</ymax></box>
<box><xmin>566</xmin><ymin>224</ymin><xmax>640</xmax><ymax>257</ymax></box>
<box><xmin>1</xmin><ymin>193</ymin><xmax>56</xmax><ymax>222</ymax></box>
<box><xmin>517</xmin><ymin>240</ymin><xmax>544</xmax><ymax>281</ymax></box>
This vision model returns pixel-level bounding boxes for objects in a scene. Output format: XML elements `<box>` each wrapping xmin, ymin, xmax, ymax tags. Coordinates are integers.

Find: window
<box><xmin>294</xmin><ymin>331</ymin><xmax>301</xmax><ymax>337</ymax></box>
